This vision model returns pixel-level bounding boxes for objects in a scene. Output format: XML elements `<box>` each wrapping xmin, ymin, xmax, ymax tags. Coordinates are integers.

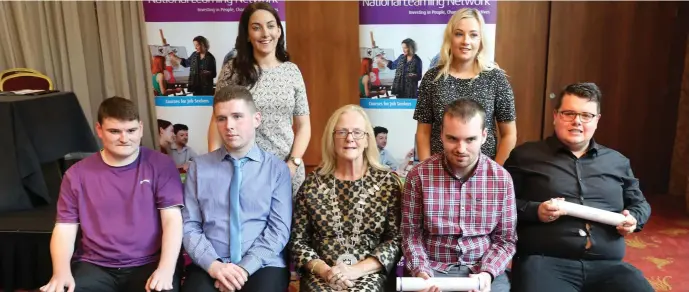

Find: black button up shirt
<box><xmin>504</xmin><ymin>136</ymin><xmax>651</xmax><ymax>261</ymax></box>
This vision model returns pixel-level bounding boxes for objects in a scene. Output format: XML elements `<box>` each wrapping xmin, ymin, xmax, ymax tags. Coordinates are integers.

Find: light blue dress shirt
<box><xmin>182</xmin><ymin>143</ymin><xmax>292</xmax><ymax>275</ymax></box>
<box><xmin>379</xmin><ymin>148</ymin><xmax>398</xmax><ymax>171</ymax></box>
<box><xmin>430</xmin><ymin>53</ymin><xmax>440</xmax><ymax>68</ymax></box>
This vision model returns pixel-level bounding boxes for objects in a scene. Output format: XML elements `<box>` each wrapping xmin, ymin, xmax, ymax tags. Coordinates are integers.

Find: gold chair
<box><xmin>0</xmin><ymin>67</ymin><xmax>44</xmax><ymax>80</ymax></box>
<box><xmin>0</xmin><ymin>72</ymin><xmax>54</xmax><ymax>91</ymax></box>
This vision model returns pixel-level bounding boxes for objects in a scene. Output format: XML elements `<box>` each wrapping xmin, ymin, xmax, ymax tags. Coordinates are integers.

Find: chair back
<box><xmin>0</xmin><ymin>68</ymin><xmax>44</xmax><ymax>80</ymax></box>
<box><xmin>0</xmin><ymin>72</ymin><xmax>54</xmax><ymax>91</ymax></box>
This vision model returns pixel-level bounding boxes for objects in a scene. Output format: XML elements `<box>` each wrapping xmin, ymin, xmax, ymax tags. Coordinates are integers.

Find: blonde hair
<box><xmin>318</xmin><ymin>105</ymin><xmax>387</xmax><ymax>176</ymax></box>
<box><xmin>435</xmin><ymin>8</ymin><xmax>498</xmax><ymax>81</ymax></box>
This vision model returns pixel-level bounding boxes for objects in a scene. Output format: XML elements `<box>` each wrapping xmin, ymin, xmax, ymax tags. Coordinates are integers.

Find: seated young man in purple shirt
<box><xmin>181</xmin><ymin>85</ymin><xmax>292</xmax><ymax>292</ymax></box>
<box><xmin>40</xmin><ymin>97</ymin><xmax>184</xmax><ymax>292</ymax></box>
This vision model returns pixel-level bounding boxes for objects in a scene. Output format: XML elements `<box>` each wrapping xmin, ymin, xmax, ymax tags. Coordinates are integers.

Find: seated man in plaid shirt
<box><xmin>401</xmin><ymin>98</ymin><xmax>516</xmax><ymax>292</ymax></box>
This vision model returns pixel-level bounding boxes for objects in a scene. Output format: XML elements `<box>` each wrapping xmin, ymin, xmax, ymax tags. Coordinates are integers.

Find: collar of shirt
<box><xmin>545</xmin><ymin>135</ymin><xmax>600</xmax><ymax>157</ymax></box>
<box><xmin>218</xmin><ymin>143</ymin><xmax>263</xmax><ymax>163</ymax></box>
<box><xmin>440</xmin><ymin>152</ymin><xmax>487</xmax><ymax>182</ymax></box>
<box><xmin>170</xmin><ymin>143</ymin><xmax>187</xmax><ymax>152</ymax></box>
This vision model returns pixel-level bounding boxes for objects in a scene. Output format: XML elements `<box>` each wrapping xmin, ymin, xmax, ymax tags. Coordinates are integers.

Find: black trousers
<box><xmin>181</xmin><ymin>264</ymin><xmax>289</xmax><ymax>292</ymax></box>
<box><xmin>512</xmin><ymin>255</ymin><xmax>654</xmax><ymax>292</ymax></box>
<box><xmin>73</xmin><ymin>261</ymin><xmax>180</xmax><ymax>292</ymax></box>
<box><xmin>190</xmin><ymin>85</ymin><xmax>215</xmax><ymax>96</ymax></box>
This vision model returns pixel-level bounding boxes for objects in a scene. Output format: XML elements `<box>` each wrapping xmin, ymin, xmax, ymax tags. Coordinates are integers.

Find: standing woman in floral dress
<box><xmin>209</xmin><ymin>2</ymin><xmax>311</xmax><ymax>193</ymax></box>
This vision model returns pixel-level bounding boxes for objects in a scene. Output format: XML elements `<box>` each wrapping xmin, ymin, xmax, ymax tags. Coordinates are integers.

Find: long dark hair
<box><xmin>232</xmin><ymin>2</ymin><xmax>289</xmax><ymax>88</ymax></box>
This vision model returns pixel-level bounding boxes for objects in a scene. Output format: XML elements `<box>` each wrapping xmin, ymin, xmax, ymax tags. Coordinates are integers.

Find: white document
<box><xmin>396</xmin><ymin>277</ymin><xmax>480</xmax><ymax>291</ymax></box>
<box><xmin>553</xmin><ymin>199</ymin><xmax>627</xmax><ymax>226</ymax></box>
<box><xmin>12</xmin><ymin>89</ymin><xmax>45</xmax><ymax>95</ymax></box>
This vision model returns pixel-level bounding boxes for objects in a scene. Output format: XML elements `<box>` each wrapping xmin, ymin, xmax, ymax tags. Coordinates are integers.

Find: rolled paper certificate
<box><xmin>552</xmin><ymin>199</ymin><xmax>626</xmax><ymax>226</ymax></box>
<box><xmin>396</xmin><ymin>277</ymin><xmax>480</xmax><ymax>291</ymax></box>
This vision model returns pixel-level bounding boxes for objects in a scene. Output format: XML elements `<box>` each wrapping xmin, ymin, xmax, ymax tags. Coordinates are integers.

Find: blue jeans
<box><xmin>433</xmin><ymin>266</ymin><xmax>510</xmax><ymax>292</ymax></box>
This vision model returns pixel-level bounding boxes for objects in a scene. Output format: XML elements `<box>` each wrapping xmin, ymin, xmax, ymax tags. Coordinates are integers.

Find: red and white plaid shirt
<box><xmin>401</xmin><ymin>153</ymin><xmax>517</xmax><ymax>278</ymax></box>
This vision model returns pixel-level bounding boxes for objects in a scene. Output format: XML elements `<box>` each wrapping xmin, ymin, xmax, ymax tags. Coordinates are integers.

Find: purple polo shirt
<box><xmin>56</xmin><ymin>147</ymin><xmax>183</xmax><ymax>268</ymax></box>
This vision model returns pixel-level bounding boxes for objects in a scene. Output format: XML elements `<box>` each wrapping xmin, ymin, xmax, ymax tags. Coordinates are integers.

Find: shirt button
<box><xmin>579</xmin><ymin>229</ymin><xmax>587</xmax><ymax>237</ymax></box>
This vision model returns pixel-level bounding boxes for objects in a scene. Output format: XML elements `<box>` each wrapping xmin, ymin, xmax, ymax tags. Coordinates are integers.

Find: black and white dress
<box><xmin>413</xmin><ymin>66</ymin><xmax>516</xmax><ymax>159</ymax></box>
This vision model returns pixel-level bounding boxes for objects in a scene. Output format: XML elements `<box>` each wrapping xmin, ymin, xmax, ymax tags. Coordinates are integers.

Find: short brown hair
<box><xmin>555</xmin><ymin>82</ymin><xmax>602</xmax><ymax>113</ymax></box>
<box><xmin>213</xmin><ymin>85</ymin><xmax>256</xmax><ymax>112</ymax></box>
<box><xmin>442</xmin><ymin>98</ymin><xmax>486</xmax><ymax>129</ymax></box>
<box><xmin>97</xmin><ymin>96</ymin><xmax>139</xmax><ymax>124</ymax></box>
<box><xmin>193</xmin><ymin>35</ymin><xmax>209</xmax><ymax>50</ymax></box>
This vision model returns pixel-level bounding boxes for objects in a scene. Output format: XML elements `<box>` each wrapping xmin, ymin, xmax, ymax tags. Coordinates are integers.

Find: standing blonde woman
<box><xmin>290</xmin><ymin>105</ymin><xmax>402</xmax><ymax>292</ymax></box>
<box><xmin>414</xmin><ymin>8</ymin><xmax>517</xmax><ymax>164</ymax></box>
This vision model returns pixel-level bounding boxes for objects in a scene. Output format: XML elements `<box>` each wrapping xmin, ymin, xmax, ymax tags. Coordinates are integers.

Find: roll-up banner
<box><xmin>358</xmin><ymin>1</ymin><xmax>497</xmax><ymax>178</ymax></box>
<box><xmin>143</xmin><ymin>0</ymin><xmax>286</xmax><ymax>175</ymax></box>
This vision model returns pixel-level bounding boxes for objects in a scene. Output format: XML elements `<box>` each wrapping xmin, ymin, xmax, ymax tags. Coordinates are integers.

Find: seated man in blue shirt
<box><xmin>181</xmin><ymin>85</ymin><xmax>293</xmax><ymax>292</ymax></box>
<box><xmin>374</xmin><ymin>126</ymin><xmax>398</xmax><ymax>170</ymax></box>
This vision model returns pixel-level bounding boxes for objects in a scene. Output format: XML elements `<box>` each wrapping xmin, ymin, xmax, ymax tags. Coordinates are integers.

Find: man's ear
<box><xmin>96</xmin><ymin>122</ymin><xmax>103</xmax><ymax>139</ymax></box>
<box><xmin>138</xmin><ymin>121</ymin><xmax>145</xmax><ymax>139</ymax></box>
<box><xmin>253</xmin><ymin>111</ymin><xmax>262</xmax><ymax>128</ymax></box>
<box><xmin>553</xmin><ymin>109</ymin><xmax>558</xmax><ymax>125</ymax></box>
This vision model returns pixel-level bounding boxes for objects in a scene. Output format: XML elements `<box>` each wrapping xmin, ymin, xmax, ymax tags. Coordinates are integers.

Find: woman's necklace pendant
<box><xmin>336</xmin><ymin>253</ymin><xmax>358</xmax><ymax>266</ymax></box>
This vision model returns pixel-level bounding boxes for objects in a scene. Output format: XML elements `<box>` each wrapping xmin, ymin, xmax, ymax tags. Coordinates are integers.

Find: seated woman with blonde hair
<box><xmin>290</xmin><ymin>105</ymin><xmax>402</xmax><ymax>292</ymax></box>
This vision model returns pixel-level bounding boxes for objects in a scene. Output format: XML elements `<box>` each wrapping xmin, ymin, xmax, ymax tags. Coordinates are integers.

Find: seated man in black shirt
<box><xmin>504</xmin><ymin>82</ymin><xmax>653</xmax><ymax>292</ymax></box>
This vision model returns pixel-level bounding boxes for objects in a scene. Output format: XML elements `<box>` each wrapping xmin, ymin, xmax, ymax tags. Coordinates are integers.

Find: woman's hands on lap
<box><xmin>333</xmin><ymin>262</ymin><xmax>365</xmax><ymax>281</ymax></box>
<box><xmin>321</xmin><ymin>267</ymin><xmax>354</xmax><ymax>291</ymax></box>
<box><xmin>310</xmin><ymin>259</ymin><xmax>355</xmax><ymax>291</ymax></box>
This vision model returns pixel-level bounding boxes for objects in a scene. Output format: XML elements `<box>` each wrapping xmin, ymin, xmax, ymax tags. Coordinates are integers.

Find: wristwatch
<box><xmin>290</xmin><ymin>157</ymin><xmax>303</xmax><ymax>166</ymax></box>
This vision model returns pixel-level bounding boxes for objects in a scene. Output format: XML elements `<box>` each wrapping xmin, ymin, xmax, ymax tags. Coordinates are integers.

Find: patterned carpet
<box><xmin>624</xmin><ymin>195</ymin><xmax>689</xmax><ymax>291</ymax></box>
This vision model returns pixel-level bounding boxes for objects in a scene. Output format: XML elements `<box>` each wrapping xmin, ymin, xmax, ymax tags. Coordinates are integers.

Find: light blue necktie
<box><xmin>229</xmin><ymin>157</ymin><xmax>248</xmax><ymax>264</ymax></box>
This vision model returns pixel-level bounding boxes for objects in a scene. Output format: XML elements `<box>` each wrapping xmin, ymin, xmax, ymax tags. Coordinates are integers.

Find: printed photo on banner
<box><xmin>143</xmin><ymin>0</ymin><xmax>287</xmax><ymax>170</ymax></box>
<box><xmin>144</xmin><ymin>0</ymin><xmax>285</xmax><ymax>99</ymax></box>
<box><xmin>358</xmin><ymin>1</ymin><xmax>497</xmax><ymax>174</ymax></box>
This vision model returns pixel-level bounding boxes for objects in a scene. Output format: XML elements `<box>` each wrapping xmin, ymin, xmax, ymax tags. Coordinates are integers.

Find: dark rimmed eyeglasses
<box><xmin>333</xmin><ymin>129</ymin><xmax>367</xmax><ymax>139</ymax></box>
<box><xmin>558</xmin><ymin>110</ymin><xmax>598</xmax><ymax>123</ymax></box>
